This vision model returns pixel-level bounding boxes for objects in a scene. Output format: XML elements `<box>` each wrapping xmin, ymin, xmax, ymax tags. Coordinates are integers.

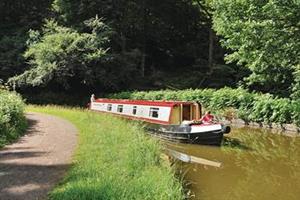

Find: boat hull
<box><xmin>146</xmin><ymin>124</ymin><xmax>225</xmax><ymax>146</ymax></box>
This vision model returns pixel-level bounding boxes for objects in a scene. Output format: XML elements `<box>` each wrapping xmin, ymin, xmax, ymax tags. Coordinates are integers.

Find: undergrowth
<box><xmin>0</xmin><ymin>89</ymin><xmax>27</xmax><ymax>148</ymax></box>
<box><xmin>108</xmin><ymin>87</ymin><xmax>300</xmax><ymax>127</ymax></box>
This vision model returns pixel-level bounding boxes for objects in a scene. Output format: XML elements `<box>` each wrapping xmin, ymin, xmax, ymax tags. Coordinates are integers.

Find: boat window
<box><xmin>149</xmin><ymin>107</ymin><xmax>159</xmax><ymax>118</ymax></box>
<box><xmin>132</xmin><ymin>106</ymin><xmax>137</xmax><ymax>115</ymax></box>
<box><xmin>117</xmin><ymin>105</ymin><xmax>123</xmax><ymax>113</ymax></box>
<box><xmin>107</xmin><ymin>104</ymin><xmax>112</xmax><ymax>111</ymax></box>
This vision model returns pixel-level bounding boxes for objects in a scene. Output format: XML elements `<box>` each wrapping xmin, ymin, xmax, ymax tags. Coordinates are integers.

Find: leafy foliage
<box><xmin>1</xmin><ymin>0</ymin><xmax>241</xmax><ymax>95</ymax></box>
<box><xmin>291</xmin><ymin>101</ymin><xmax>300</xmax><ymax>127</ymax></box>
<box><xmin>1</xmin><ymin>0</ymin><xmax>298</xmax><ymax>103</ymax></box>
<box><xmin>212</xmin><ymin>0</ymin><xmax>300</xmax><ymax>97</ymax></box>
<box><xmin>0</xmin><ymin>0</ymin><xmax>53</xmax><ymax>81</ymax></box>
<box><xmin>109</xmin><ymin>87</ymin><xmax>298</xmax><ymax>127</ymax></box>
<box><xmin>0</xmin><ymin>89</ymin><xmax>26</xmax><ymax>147</ymax></box>
<box><xmin>8</xmin><ymin>17</ymin><xmax>114</xmax><ymax>89</ymax></box>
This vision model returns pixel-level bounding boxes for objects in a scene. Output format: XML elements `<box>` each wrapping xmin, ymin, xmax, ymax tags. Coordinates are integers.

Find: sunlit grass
<box><xmin>26</xmin><ymin>105</ymin><xmax>184</xmax><ymax>200</ymax></box>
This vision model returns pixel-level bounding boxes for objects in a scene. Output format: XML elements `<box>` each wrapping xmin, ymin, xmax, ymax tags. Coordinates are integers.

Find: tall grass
<box><xmin>0</xmin><ymin>89</ymin><xmax>27</xmax><ymax>148</ymax></box>
<box><xmin>27</xmin><ymin>106</ymin><xmax>184</xmax><ymax>200</ymax></box>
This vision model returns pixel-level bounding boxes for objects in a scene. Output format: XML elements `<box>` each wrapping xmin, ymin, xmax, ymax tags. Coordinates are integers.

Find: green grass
<box><xmin>27</xmin><ymin>105</ymin><xmax>184</xmax><ymax>200</ymax></box>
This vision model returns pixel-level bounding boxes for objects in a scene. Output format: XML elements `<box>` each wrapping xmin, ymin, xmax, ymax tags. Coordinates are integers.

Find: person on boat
<box><xmin>90</xmin><ymin>94</ymin><xmax>96</xmax><ymax>102</ymax></box>
<box><xmin>201</xmin><ymin>111</ymin><xmax>215</xmax><ymax>124</ymax></box>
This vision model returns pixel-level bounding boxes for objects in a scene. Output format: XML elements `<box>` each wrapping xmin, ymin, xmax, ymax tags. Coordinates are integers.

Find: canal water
<box><xmin>166</xmin><ymin>127</ymin><xmax>300</xmax><ymax>200</ymax></box>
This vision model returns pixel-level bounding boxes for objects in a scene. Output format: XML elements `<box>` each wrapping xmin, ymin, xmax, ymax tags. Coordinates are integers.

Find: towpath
<box><xmin>0</xmin><ymin>112</ymin><xmax>77</xmax><ymax>200</ymax></box>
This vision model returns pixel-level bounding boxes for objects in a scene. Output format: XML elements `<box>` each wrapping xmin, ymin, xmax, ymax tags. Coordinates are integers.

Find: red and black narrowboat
<box><xmin>89</xmin><ymin>97</ymin><xmax>230</xmax><ymax>145</ymax></box>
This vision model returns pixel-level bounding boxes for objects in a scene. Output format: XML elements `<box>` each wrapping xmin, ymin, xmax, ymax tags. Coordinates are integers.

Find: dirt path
<box><xmin>0</xmin><ymin>112</ymin><xmax>77</xmax><ymax>200</ymax></box>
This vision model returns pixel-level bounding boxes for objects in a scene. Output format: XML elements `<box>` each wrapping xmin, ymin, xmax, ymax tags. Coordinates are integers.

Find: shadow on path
<box><xmin>0</xmin><ymin>112</ymin><xmax>77</xmax><ymax>200</ymax></box>
<box><xmin>0</xmin><ymin>163</ymin><xmax>72</xmax><ymax>200</ymax></box>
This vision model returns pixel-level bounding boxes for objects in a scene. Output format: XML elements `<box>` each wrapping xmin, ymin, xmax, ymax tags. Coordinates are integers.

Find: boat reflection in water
<box><xmin>166</xmin><ymin>127</ymin><xmax>300</xmax><ymax>200</ymax></box>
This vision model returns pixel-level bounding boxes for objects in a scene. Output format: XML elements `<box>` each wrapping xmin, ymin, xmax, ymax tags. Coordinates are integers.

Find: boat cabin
<box><xmin>90</xmin><ymin>98</ymin><xmax>202</xmax><ymax>125</ymax></box>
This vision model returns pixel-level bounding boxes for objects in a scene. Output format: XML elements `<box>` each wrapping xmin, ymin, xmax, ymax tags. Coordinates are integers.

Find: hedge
<box><xmin>0</xmin><ymin>89</ymin><xmax>27</xmax><ymax>147</ymax></box>
<box><xmin>108</xmin><ymin>87</ymin><xmax>299</xmax><ymax>127</ymax></box>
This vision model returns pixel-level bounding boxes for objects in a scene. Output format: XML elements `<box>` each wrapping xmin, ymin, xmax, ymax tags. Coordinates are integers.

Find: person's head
<box><xmin>206</xmin><ymin>111</ymin><xmax>211</xmax><ymax>115</ymax></box>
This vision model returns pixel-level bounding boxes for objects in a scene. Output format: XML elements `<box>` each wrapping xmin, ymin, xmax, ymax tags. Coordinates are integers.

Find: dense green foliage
<box><xmin>0</xmin><ymin>89</ymin><xmax>26</xmax><ymax>148</ymax></box>
<box><xmin>109</xmin><ymin>88</ymin><xmax>299</xmax><ymax>127</ymax></box>
<box><xmin>0</xmin><ymin>0</ymin><xmax>53</xmax><ymax>81</ymax></box>
<box><xmin>1</xmin><ymin>0</ymin><xmax>243</xmax><ymax>97</ymax></box>
<box><xmin>9</xmin><ymin>17</ymin><xmax>114</xmax><ymax>89</ymax></box>
<box><xmin>1</xmin><ymin>0</ymin><xmax>299</xmax><ymax>101</ymax></box>
<box><xmin>212</xmin><ymin>0</ymin><xmax>300</xmax><ymax>97</ymax></box>
<box><xmin>27</xmin><ymin>106</ymin><xmax>184</xmax><ymax>200</ymax></box>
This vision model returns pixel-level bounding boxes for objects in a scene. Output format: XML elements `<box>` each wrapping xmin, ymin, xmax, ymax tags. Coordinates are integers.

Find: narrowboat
<box><xmin>89</xmin><ymin>97</ymin><xmax>230</xmax><ymax>145</ymax></box>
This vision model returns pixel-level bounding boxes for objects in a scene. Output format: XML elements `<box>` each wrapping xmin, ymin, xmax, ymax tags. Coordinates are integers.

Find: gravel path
<box><xmin>0</xmin><ymin>112</ymin><xmax>77</xmax><ymax>200</ymax></box>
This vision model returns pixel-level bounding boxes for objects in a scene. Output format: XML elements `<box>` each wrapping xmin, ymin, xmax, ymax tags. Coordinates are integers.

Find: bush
<box><xmin>109</xmin><ymin>87</ymin><xmax>300</xmax><ymax>127</ymax></box>
<box><xmin>291</xmin><ymin>101</ymin><xmax>300</xmax><ymax>128</ymax></box>
<box><xmin>0</xmin><ymin>89</ymin><xmax>26</xmax><ymax>147</ymax></box>
<box><xmin>249</xmin><ymin>94</ymin><xmax>274</xmax><ymax>124</ymax></box>
<box><xmin>271</xmin><ymin>98</ymin><xmax>293</xmax><ymax>125</ymax></box>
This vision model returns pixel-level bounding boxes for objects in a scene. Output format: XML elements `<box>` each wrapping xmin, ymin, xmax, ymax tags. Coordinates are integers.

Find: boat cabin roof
<box><xmin>94</xmin><ymin>98</ymin><xmax>195</xmax><ymax>107</ymax></box>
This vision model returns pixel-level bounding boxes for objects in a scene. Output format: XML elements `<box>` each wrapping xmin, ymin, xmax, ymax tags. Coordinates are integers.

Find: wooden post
<box><xmin>195</xmin><ymin>103</ymin><xmax>200</xmax><ymax>120</ymax></box>
<box><xmin>198</xmin><ymin>103</ymin><xmax>202</xmax><ymax>119</ymax></box>
<box><xmin>190</xmin><ymin>105</ymin><xmax>193</xmax><ymax>120</ymax></box>
<box><xmin>180</xmin><ymin>104</ymin><xmax>183</xmax><ymax>123</ymax></box>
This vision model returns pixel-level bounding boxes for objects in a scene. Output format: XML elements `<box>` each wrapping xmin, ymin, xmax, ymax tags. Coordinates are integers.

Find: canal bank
<box><xmin>221</xmin><ymin>118</ymin><xmax>300</xmax><ymax>136</ymax></box>
<box><xmin>26</xmin><ymin>105</ymin><xmax>185</xmax><ymax>200</ymax></box>
<box><xmin>25</xmin><ymin>105</ymin><xmax>300</xmax><ymax>200</ymax></box>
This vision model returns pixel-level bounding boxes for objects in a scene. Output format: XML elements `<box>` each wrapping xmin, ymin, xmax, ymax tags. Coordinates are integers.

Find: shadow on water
<box><xmin>221</xmin><ymin>137</ymin><xmax>252</xmax><ymax>150</ymax></box>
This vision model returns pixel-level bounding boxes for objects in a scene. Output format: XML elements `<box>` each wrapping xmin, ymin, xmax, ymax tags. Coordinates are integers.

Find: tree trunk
<box><xmin>120</xmin><ymin>33</ymin><xmax>126</xmax><ymax>54</ymax></box>
<box><xmin>208</xmin><ymin>28</ymin><xmax>214</xmax><ymax>75</ymax></box>
<box><xmin>141</xmin><ymin>53</ymin><xmax>146</xmax><ymax>77</ymax></box>
<box><xmin>198</xmin><ymin>27</ymin><xmax>215</xmax><ymax>87</ymax></box>
<box><xmin>140</xmin><ymin>0</ymin><xmax>147</xmax><ymax>77</ymax></box>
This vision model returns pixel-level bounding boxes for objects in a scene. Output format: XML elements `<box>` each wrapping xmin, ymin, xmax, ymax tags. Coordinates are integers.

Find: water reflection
<box><xmin>166</xmin><ymin>127</ymin><xmax>300</xmax><ymax>200</ymax></box>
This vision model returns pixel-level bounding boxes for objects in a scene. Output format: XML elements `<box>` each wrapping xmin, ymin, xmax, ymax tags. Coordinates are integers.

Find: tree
<box><xmin>52</xmin><ymin>0</ymin><xmax>211</xmax><ymax>77</ymax></box>
<box><xmin>192</xmin><ymin>0</ymin><xmax>216</xmax><ymax>86</ymax></box>
<box><xmin>212</xmin><ymin>0</ymin><xmax>300</xmax><ymax>97</ymax></box>
<box><xmin>0</xmin><ymin>0</ymin><xmax>53</xmax><ymax>81</ymax></box>
<box><xmin>3</xmin><ymin>0</ymin><xmax>242</xmax><ymax>96</ymax></box>
<box><xmin>9</xmin><ymin>17</ymin><xmax>114</xmax><ymax>89</ymax></box>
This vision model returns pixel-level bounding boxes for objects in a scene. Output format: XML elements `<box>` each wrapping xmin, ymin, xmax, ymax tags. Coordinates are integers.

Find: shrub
<box><xmin>271</xmin><ymin>98</ymin><xmax>292</xmax><ymax>125</ymax></box>
<box><xmin>108</xmin><ymin>87</ymin><xmax>300</xmax><ymax>127</ymax></box>
<box><xmin>291</xmin><ymin>101</ymin><xmax>300</xmax><ymax>128</ymax></box>
<box><xmin>0</xmin><ymin>89</ymin><xmax>26</xmax><ymax>147</ymax></box>
<box><xmin>249</xmin><ymin>94</ymin><xmax>274</xmax><ymax>124</ymax></box>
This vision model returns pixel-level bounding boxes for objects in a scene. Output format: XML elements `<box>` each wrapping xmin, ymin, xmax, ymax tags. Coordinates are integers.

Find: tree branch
<box><xmin>195</xmin><ymin>0</ymin><xmax>212</xmax><ymax>20</ymax></box>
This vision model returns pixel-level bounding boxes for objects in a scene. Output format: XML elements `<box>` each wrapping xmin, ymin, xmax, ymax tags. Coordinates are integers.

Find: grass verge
<box><xmin>27</xmin><ymin>105</ymin><xmax>184</xmax><ymax>200</ymax></box>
